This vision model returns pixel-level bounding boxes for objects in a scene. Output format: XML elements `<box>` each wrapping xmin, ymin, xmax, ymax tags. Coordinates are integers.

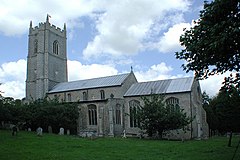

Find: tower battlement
<box><xmin>29</xmin><ymin>16</ymin><xmax>66</xmax><ymax>37</ymax></box>
<box><xmin>31</xmin><ymin>22</ymin><xmax>65</xmax><ymax>33</ymax></box>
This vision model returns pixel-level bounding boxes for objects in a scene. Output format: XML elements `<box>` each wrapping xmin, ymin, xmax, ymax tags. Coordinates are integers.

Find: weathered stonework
<box><xmin>26</xmin><ymin>16</ymin><xmax>67</xmax><ymax>101</ymax></box>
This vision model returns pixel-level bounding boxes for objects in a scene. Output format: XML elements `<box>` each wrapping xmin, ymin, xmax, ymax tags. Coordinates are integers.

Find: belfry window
<box><xmin>53</xmin><ymin>40</ymin><xmax>59</xmax><ymax>55</ymax></box>
<box><xmin>88</xmin><ymin>105</ymin><xmax>97</xmax><ymax>125</ymax></box>
<box><xmin>129</xmin><ymin>100</ymin><xmax>140</xmax><ymax>128</ymax></box>
<box><xmin>34</xmin><ymin>40</ymin><xmax>38</xmax><ymax>53</ymax></box>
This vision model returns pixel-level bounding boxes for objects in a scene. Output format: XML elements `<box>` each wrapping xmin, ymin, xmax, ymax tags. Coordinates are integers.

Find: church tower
<box><xmin>26</xmin><ymin>15</ymin><xmax>68</xmax><ymax>101</ymax></box>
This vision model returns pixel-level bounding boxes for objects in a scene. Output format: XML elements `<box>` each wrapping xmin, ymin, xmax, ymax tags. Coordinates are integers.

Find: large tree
<box><xmin>176</xmin><ymin>0</ymin><xmax>240</xmax><ymax>90</ymax></box>
<box><xmin>138</xmin><ymin>94</ymin><xmax>190</xmax><ymax>138</ymax></box>
<box><xmin>205</xmin><ymin>87</ymin><xmax>240</xmax><ymax>146</ymax></box>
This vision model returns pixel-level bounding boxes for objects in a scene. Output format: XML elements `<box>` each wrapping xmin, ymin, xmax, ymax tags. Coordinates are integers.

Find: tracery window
<box><xmin>53</xmin><ymin>40</ymin><xmax>59</xmax><ymax>55</ymax></box>
<box><xmin>88</xmin><ymin>105</ymin><xmax>97</xmax><ymax>125</ymax></box>
<box><xmin>129</xmin><ymin>100</ymin><xmax>140</xmax><ymax>128</ymax></box>
<box><xmin>115</xmin><ymin>104</ymin><xmax>121</xmax><ymax>125</ymax></box>
<box><xmin>166</xmin><ymin>97</ymin><xmax>180</xmax><ymax>112</ymax></box>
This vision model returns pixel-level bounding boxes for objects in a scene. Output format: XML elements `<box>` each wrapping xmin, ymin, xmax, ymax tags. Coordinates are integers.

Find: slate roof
<box><xmin>124</xmin><ymin>77</ymin><xmax>194</xmax><ymax>97</ymax></box>
<box><xmin>49</xmin><ymin>73</ymin><xmax>130</xmax><ymax>93</ymax></box>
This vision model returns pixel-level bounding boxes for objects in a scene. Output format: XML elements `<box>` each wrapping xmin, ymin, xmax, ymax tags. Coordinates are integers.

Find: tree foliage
<box><xmin>138</xmin><ymin>94</ymin><xmax>190</xmax><ymax>138</ymax></box>
<box><xmin>176</xmin><ymin>0</ymin><xmax>240</xmax><ymax>88</ymax></box>
<box><xmin>204</xmin><ymin>88</ymin><xmax>240</xmax><ymax>133</ymax></box>
<box><xmin>202</xmin><ymin>92</ymin><xmax>219</xmax><ymax>131</ymax></box>
<box><xmin>0</xmin><ymin>97</ymin><xmax>79</xmax><ymax>134</ymax></box>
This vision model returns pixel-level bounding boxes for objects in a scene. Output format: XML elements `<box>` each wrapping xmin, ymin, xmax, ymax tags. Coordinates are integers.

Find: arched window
<box><xmin>100</xmin><ymin>90</ymin><xmax>105</xmax><ymax>99</ymax></box>
<box><xmin>53</xmin><ymin>40</ymin><xmax>59</xmax><ymax>55</ymax></box>
<box><xmin>83</xmin><ymin>92</ymin><xmax>88</xmax><ymax>101</ymax></box>
<box><xmin>34</xmin><ymin>40</ymin><xmax>38</xmax><ymax>53</ymax></box>
<box><xmin>115</xmin><ymin>104</ymin><xmax>121</xmax><ymax>125</ymax></box>
<box><xmin>129</xmin><ymin>100</ymin><xmax>140</xmax><ymax>127</ymax></box>
<box><xmin>166</xmin><ymin>97</ymin><xmax>179</xmax><ymax>112</ymax></box>
<box><xmin>88</xmin><ymin>105</ymin><xmax>97</xmax><ymax>125</ymax></box>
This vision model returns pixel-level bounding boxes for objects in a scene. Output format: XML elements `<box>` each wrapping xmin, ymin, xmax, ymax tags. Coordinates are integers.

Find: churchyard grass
<box><xmin>0</xmin><ymin>130</ymin><xmax>239</xmax><ymax>160</ymax></box>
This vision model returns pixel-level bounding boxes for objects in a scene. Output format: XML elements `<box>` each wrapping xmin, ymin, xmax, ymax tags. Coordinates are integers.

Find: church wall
<box><xmin>190</xmin><ymin>80</ymin><xmax>209</xmax><ymax>139</ymax></box>
<box><xmin>124</xmin><ymin>92</ymin><xmax>193</xmax><ymax>139</ymax></box>
<box><xmin>77</xmin><ymin>98</ymin><xmax>125</xmax><ymax>137</ymax></box>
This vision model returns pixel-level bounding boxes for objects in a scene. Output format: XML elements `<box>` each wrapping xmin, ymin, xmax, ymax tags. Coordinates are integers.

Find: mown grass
<box><xmin>0</xmin><ymin>130</ymin><xmax>239</xmax><ymax>160</ymax></box>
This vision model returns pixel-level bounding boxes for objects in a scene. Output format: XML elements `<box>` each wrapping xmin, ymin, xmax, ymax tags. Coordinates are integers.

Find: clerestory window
<box><xmin>100</xmin><ymin>90</ymin><xmax>105</xmax><ymax>100</ymax></box>
<box><xmin>67</xmin><ymin>93</ymin><xmax>71</xmax><ymax>102</ymax></box>
<box><xmin>83</xmin><ymin>92</ymin><xmax>88</xmax><ymax>101</ymax></box>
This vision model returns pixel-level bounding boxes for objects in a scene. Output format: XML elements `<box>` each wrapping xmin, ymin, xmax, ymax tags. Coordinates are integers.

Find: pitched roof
<box><xmin>124</xmin><ymin>77</ymin><xmax>194</xmax><ymax>97</ymax></box>
<box><xmin>49</xmin><ymin>73</ymin><xmax>130</xmax><ymax>93</ymax></box>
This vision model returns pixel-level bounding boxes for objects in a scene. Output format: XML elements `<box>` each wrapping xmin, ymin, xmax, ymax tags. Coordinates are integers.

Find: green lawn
<box><xmin>0</xmin><ymin>130</ymin><xmax>239</xmax><ymax>160</ymax></box>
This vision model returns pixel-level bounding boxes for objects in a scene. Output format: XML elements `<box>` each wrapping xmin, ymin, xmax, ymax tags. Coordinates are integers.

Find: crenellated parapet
<box><xmin>29</xmin><ymin>15</ymin><xmax>66</xmax><ymax>37</ymax></box>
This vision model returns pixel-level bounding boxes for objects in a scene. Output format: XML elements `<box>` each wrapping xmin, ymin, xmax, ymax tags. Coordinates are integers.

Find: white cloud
<box><xmin>0</xmin><ymin>0</ymin><xmax>192</xmax><ymax>60</ymax></box>
<box><xmin>67</xmin><ymin>60</ymin><xmax>118</xmax><ymax>81</ymax></box>
<box><xmin>134</xmin><ymin>62</ymin><xmax>173</xmax><ymax>82</ymax></box>
<box><xmin>157</xmin><ymin>22</ymin><xmax>192</xmax><ymax>53</ymax></box>
<box><xmin>0</xmin><ymin>0</ymin><xmax>100</xmax><ymax>36</ymax></box>
<box><xmin>83</xmin><ymin>0</ymin><xmax>191</xmax><ymax>59</ymax></box>
<box><xmin>0</xmin><ymin>59</ymin><xmax>26</xmax><ymax>99</ymax></box>
<box><xmin>200</xmin><ymin>72</ymin><xmax>234</xmax><ymax>97</ymax></box>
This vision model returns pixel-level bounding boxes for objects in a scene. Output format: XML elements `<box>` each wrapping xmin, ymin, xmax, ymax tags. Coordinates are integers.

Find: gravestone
<box><xmin>48</xmin><ymin>126</ymin><xmax>52</xmax><ymax>133</ymax></box>
<box><xmin>59</xmin><ymin>127</ymin><xmax>64</xmax><ymax>135</ymax></box>
<box><xmin>36</xmin><ymin>127</ymin><xmax>43</xmax><ymax>136</ymax></box>
<box><xmin>28</xmin><ymin>128</ymin><xmax>31</xmax><ymax>132</ymax></box>
<box><xmin>67</xmin><ymin>129</ymin><xmax>70</xmax><ymax>135</ymax></box>
<box><xmin>122</xmin><ymin>130</ymin><xmax>126</xmax><ymax>138</ymax></box>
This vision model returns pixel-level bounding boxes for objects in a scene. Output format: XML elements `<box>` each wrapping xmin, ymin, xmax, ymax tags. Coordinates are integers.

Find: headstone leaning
<box><xmin>36</xmin><ymin>127</ymin><xmax>43</xmax><ymax>136</ymax></box>
<box><xmin>59</xmin><ymin>127</ymin><xmax>64</xmax><ymax>135</ymax></box>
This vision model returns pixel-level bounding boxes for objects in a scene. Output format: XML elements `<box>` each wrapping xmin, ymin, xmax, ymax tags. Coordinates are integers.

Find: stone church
<box><xmin>26</xmin><ymin>16</ymin><xmax>208</xmax><ymax>139</ymax></box>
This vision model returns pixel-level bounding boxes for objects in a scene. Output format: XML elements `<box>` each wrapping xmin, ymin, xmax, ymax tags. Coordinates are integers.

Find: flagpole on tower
<box><xmin>46</xmin><ymin>14</ymin><xmax>51</xmax><ymax>22</ymax></box>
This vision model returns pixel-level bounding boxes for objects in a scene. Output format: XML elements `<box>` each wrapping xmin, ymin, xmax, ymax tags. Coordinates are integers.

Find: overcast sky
<box><xmin>0</xmin><ymin>0</ymin><xmax>228</xmax><ymax>99</ymax></box>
